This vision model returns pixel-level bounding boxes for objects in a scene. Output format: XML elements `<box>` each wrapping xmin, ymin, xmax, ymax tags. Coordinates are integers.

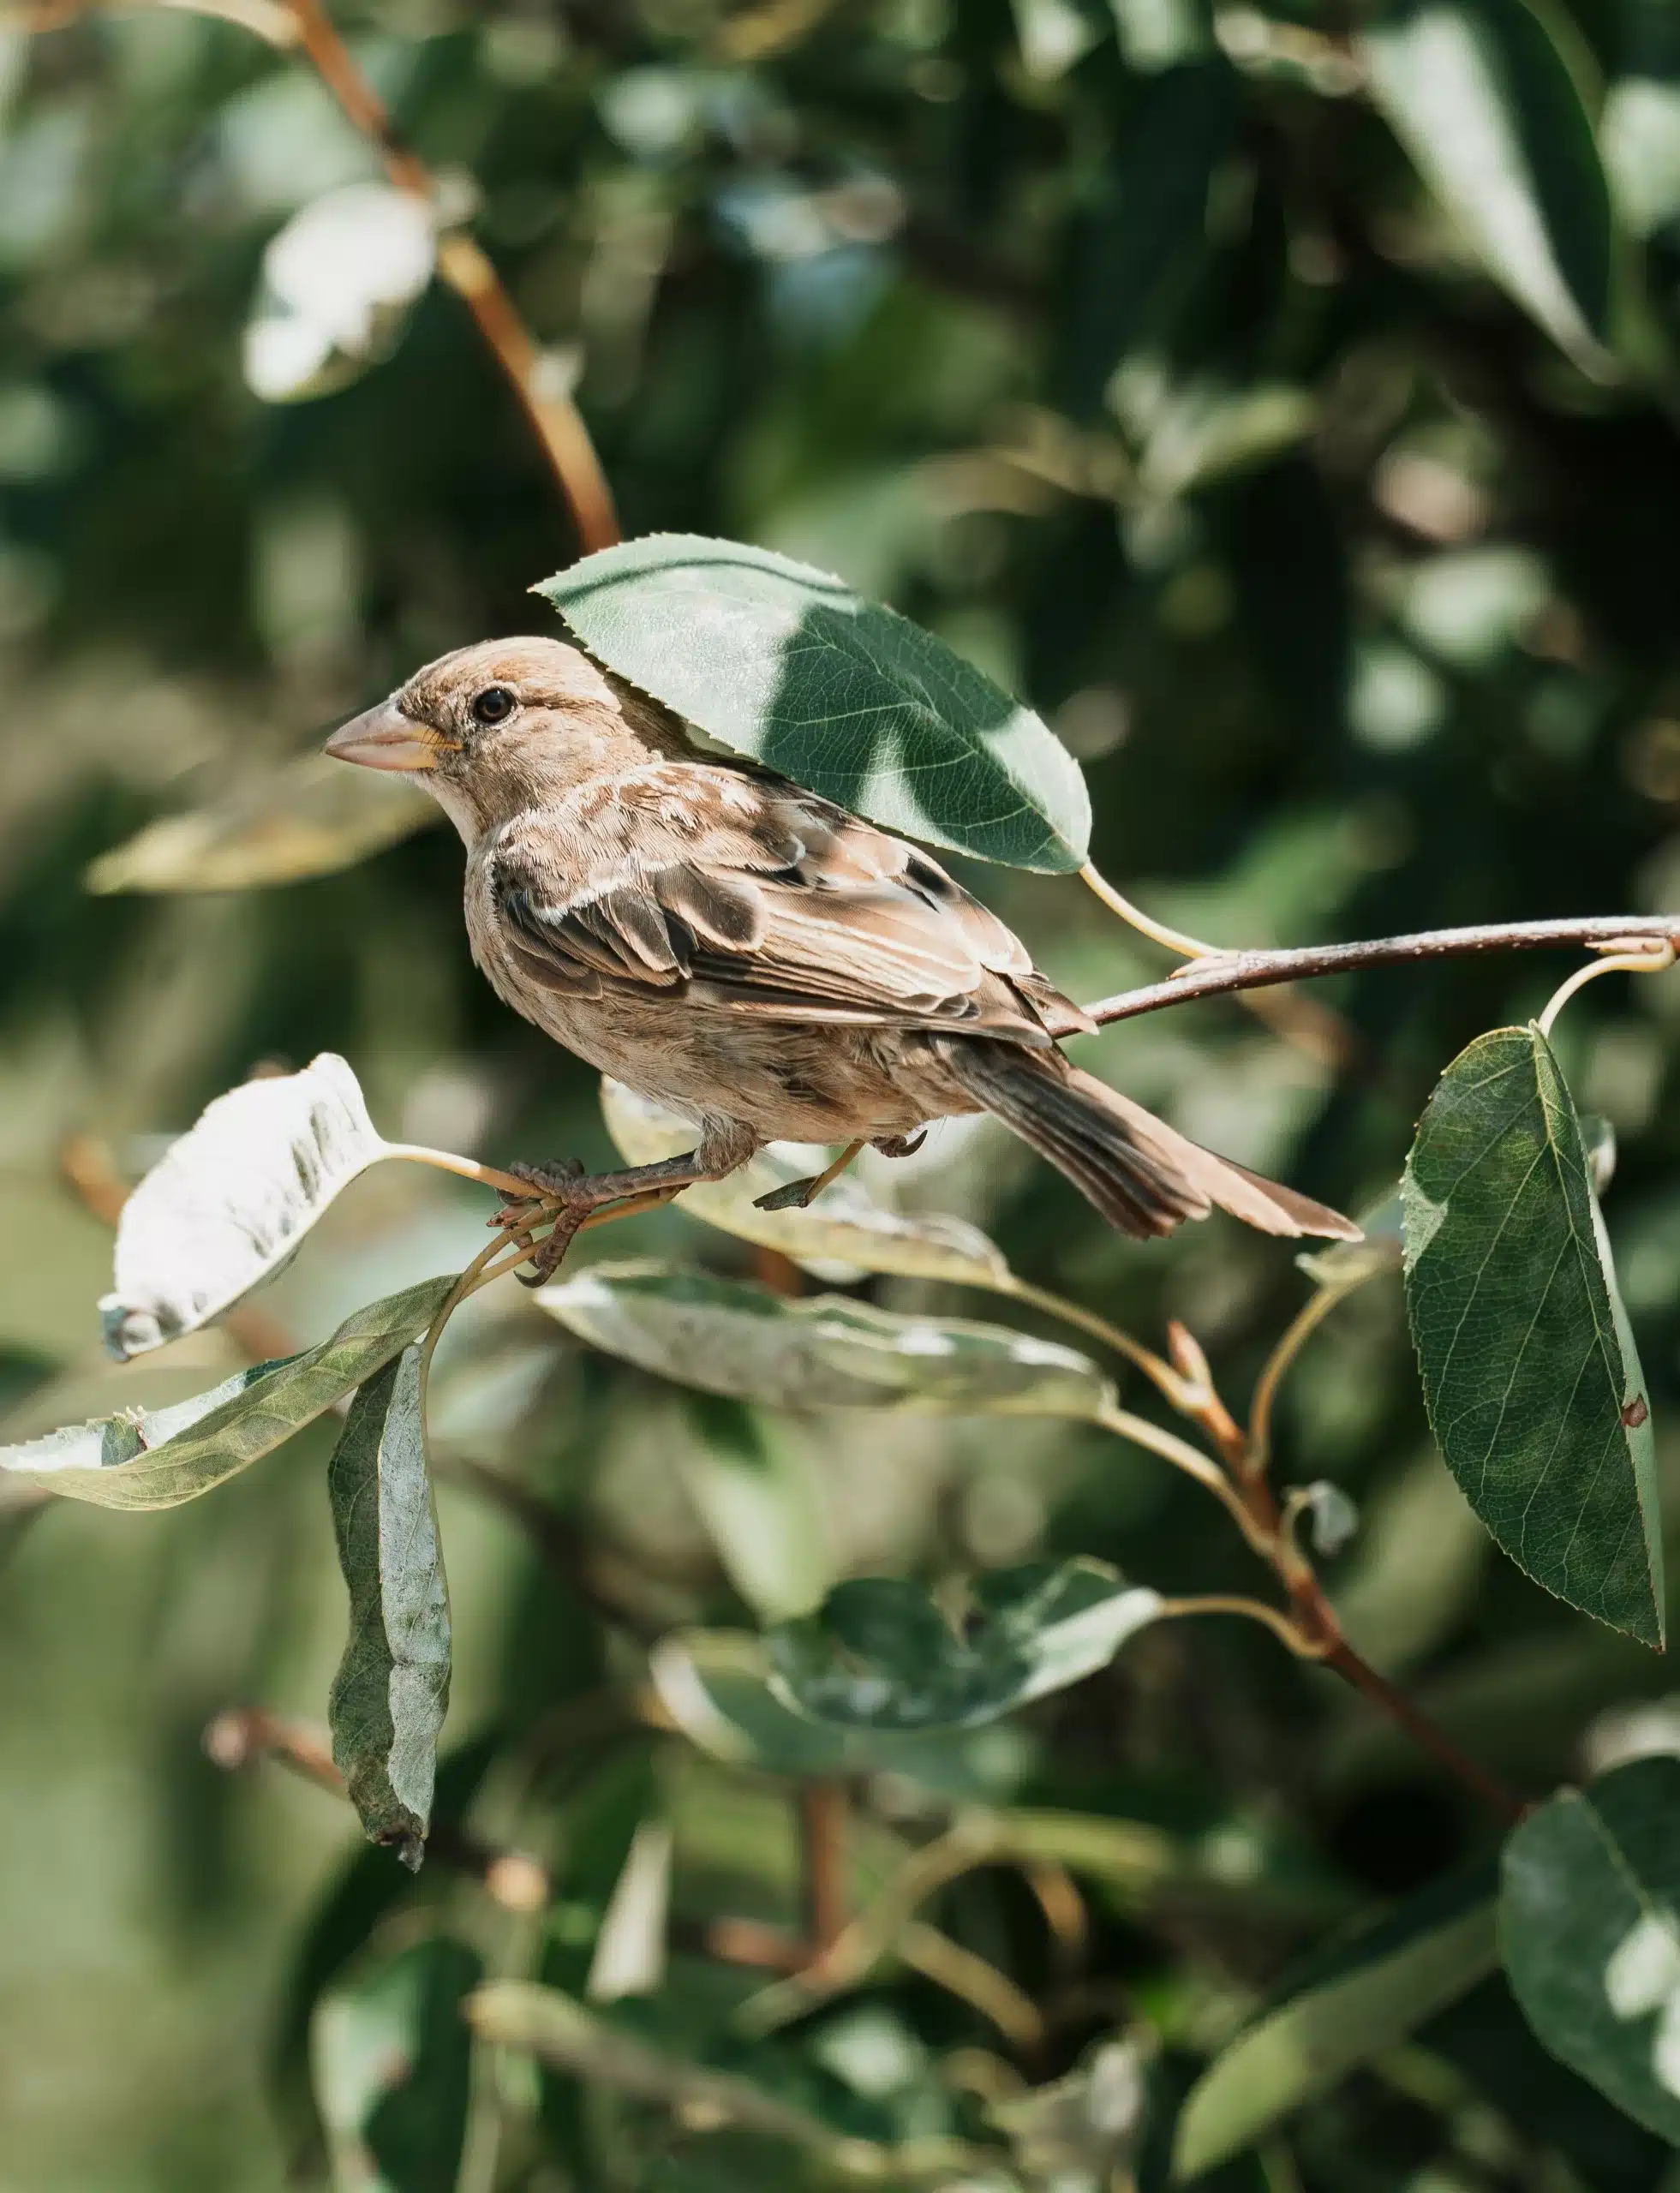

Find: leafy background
<box><xmin>8</xmin><ymin>0</ymin><xmax>1680</xmax><ymax>2186</ymax></box>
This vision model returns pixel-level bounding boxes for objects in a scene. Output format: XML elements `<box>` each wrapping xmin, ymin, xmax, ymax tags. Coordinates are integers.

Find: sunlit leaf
<box><xmin>0</xmin><ymin>1276</ymin><xmax>453</xmax><ymax>1510</ymax></box>
<box><xmin>85</xmin><ymin>752</ymin><xmax>439</xmax><ymax>896</ymax></box>
<box><xmin>1502</xmin><ymin>1758</ymin><xmax>1680</xmax><ymax>2142</ymax></box>
<box><xmin>1359</xmin><ymin>0</ymin><xmax>1613</xmax><ymax>370</ymax></box>
<box><xmin>312</xmin><ymin>1934</ymin><xmax>482</xmax><ymax>2193</ymax></box>
<box><xmin>100</xmin><ymin>1053</ymin><xmax>391</xmax><ymax>1359</ymax></box>
<box><xmin>585</xmin><ymin>1817</ymin><xmax>672</xmax><ymax>2004</ymax></box>
<box><xmin>1403</xmin><ymin>1025</ymin><xmax>1663</xmax><ymax>1646</ymax></box>
<box><xmin>536</xmin><ymin>1261</ymin><xmax>1116</xmax><ymax>1419</ymax></box>
<box><xmin>650</xmin><ymin>1626</ymin><xmax>913</xmax><ymax>1776</ymax></box>
<box><xmin>768</xmin><ymin>1562</ymin><xmax>1163</xmax><ymax>1734</ymax></box>
<box><xmin>535</xmin><ymin>535</ymin><xmax>1091</xmax><ymax>872</ymax></box>
<box><xmin>989</xmin><ymin>2035</ymin><xmax>1151</xmax><ymax>2180</ymax></box>
<box><xmin>1175</xmin><ymin>1866</ymin><xmax>1499</xmax><ymax>2175</ymax></box>
<box><xmin>245</xmin><ymin>184</ymin><xmax>436</xmax><ymax>403</ymax></box>
<box><xmin>601</xmin><ymin>1075</ymin><xmax>1011</xmax><ymax>1288</ymax></box>
<box><xmin>328</xmin><ymin>1345</ymin><xmax>451</xmax><ymax>1867</ymax></box>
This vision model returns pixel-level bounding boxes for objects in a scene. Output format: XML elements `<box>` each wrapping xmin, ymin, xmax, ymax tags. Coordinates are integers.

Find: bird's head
<box><xmin>326</xmin><ymin>636</ymin><xmax>684</xmax><ymax>842</ymax></box>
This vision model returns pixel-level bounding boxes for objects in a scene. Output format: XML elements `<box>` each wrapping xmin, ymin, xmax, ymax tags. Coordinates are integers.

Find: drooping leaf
<box><xmin>1056</xmin><ymin>59</ymin><xmax>1238</xmax><ymax>419</ymax></box>
<box><xmin>311</xmin><ymin>1935</ymin><xmax>482</xmax><ymax>2193</ymax></box>
<box><xmin>1</xmin><ymin>1276</ymin><xmax>454</xmax><ymax>1509</ymax></box>
<box><xmin>327</xmin><ymin>1346</ymin><xmax>451</xmax><ymax>1867</ymax></box>
<box><xmin>601</xmin><ymin>1075</ymin><xmax>1011</xmax><ymax>1288</ymax></box>
<box><xmin>536</xmin><ymin>1261</ymin><xmax>1116</xmax><ymax>1419</ymax></box>
<box><xmin>101</xmin><ymin>1053</ymin><xmax>390</xmax><ymax>1359</ymax></box>
<box><xmin>86</xmin><ymin>752</ymin><xmax>438</xmax><ymax>895</ymax></box>
<box><xmin>1402</xmin><ymin>1025</ymin><xmax>1664</xmax><ymax>1646</ymax></box>
<box><xmin>1359</xmin><ymin>0</ymin><xmax>1614</xmax><ymax>370</ymax></box>
<box><xmin>768</xmin><ymin>1562</ymin><xmax>1163</xmax><ymax>1734</ymax></box>
<box><xmin>678</xmin><ymin>1395</ymin><xmax>833</xmax><ymax>1622</ymax></box>
<box><xmin>1175</xmin><ymin>1864</ymin><xmax>1499</xmax><ymax>2176</ymax></box>
<box><xmin>1501</xmin><ymin>1757</ymin><xmax>1680</xmax><ymax>2142</ymax></box>
<box><xmin>245</xmin><ymin>183</ymin><xmax>437</xmax><ymax>403</ymax></box>
<box><xmin>535</xmin><ymin>535</ymin><xmax>1091</xmax><ymax>872</ymax></box>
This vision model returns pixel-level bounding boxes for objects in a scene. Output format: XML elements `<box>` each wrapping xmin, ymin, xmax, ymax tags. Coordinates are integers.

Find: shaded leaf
<box><xmin>535</xmin><ymin>534</ymin><xmax>1091</xmax><ymax>872</ymax></box>
<box><xmin>536</xmin><ymin>1261</ymin><xmax>1116</xmax><ymax>1419</ymax></box>
<box><xmin>1175</xmin><ymin>1865</ymin><xmax>1499</xmax><ymax>2176</ymax></box>
<box><xmin>1501</xmin><ymin>1757</ymin><xmax>1680</xmax><ymax>2142</ymax></box>
<box><xmin>1359</xmin><ymin>0</ymin><xmax>1614</xmax><ymax>369</ymax></box>
<box><xmin>601</xmin><ymin>1075</ymin><xmax>1011</xmax><ymax>1288</ymax></box>
<box><xmin>312</xmin><ymin>1934</ymin><xmax>482</xmax><ymax>2193</ymax></box>
<box><xmin>246</xmin><ymin>184</ymin><xmax>436</xmax><ymax>403</ymax></box>
<box><xmin>678</xmin><ymin>1395</ymin><xmax>833</xmax><ymax>1622</ymax></box>
<box><xmin>768</xmin><ymin>1562</ymin><xmax>1164</xmax><ymax>1734</ymax></box>
<box><xmin>327</xmin><ymin>1346</ymin><xmax>451</xmax><ymax>1867</ymax></box>
<box><xmin>101</xmin><ymin>1053</ymin><xmax>388</xmax><ymax>1359</ymax></box>
<box><xmin>1402</xmin><ymin>1025</ymin><xmax>1663</xmax><ymax>1646</ymax></box>
<box><xmin>1</xmin><ymin>1276</ymin><xmax>453</xmax><ymax>1509</ymax></box>
<box><xmin>650</xmin><ymin>1626</ymin><xmax>917</xmax><ymax>1777</ymax></box>
<box><xmin>86</xmin><ymin>751</ymin><xmax>438</xmax><ymax>894</ymax></box>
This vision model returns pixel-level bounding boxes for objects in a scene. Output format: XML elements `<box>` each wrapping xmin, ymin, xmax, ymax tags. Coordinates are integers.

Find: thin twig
<box><xmin>282</xmin><ymin>0</ymin><xmax>619</xmax><ymax>552</ymax></box>
<box><xmin>1152</xmin><ymin>1593</ymin><xmax>1324</xmax><ymax>1658</ymax></box>
<box><xmin>1094</xmin><ymin>1400</ymin><xmax>1276</xmax><ymax>1557</ymax></box>
<box><xmin>1081</xmin><ymin>915</ymin><xmax>1680</xmax><ymax>1027</ymax></box>
<box><xmin>799</xmin><ymin>1781</ymin><xmax>849</xmax><ymax>1957</ymax></box>
<box><xmin>897</xmin><ymin>1923</ymin><xmax>1045</xmax><ymax>2050</ymax></box>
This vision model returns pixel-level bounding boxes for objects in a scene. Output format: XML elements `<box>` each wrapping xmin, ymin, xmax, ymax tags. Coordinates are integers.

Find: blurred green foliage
<box><xmin>9</xmin><ymin>0</ymin><xmax>1680</xmax><ymax>2186</ymax></box>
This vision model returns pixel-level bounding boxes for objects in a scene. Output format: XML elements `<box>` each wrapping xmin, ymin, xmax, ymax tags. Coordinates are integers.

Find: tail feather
<box><xmin>936</xmin><ymin>1040</ymin><xmax>1360</xmax><ymax>1244</ymax></box>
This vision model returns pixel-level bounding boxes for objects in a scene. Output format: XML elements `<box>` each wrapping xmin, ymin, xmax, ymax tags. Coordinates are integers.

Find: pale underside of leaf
<box><xmin>101</xmin><ymin>1052</ymin><xmax>391</xmax><ymax>1359</ymax></box>
<box><xmin>535</xmin><ymin>1259</ymin><xmax>1115</xmax><ymax>1419</ymax></box>
<box><xmin>0</xmin><ymin>1274</ymin><xmax>454</xmax><ymax>1509</ymax></box>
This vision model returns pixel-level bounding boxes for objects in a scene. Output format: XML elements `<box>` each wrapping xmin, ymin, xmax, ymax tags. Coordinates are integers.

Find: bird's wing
<box><xmin>487</xmin><ymin>763</ymin><xmax>1091</xmax><ymax>1042</ymax></box>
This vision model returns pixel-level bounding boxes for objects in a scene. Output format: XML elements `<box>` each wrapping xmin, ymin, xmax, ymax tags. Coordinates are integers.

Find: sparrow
<box><xmin>326</xmin><ymin>637</ymin><xmax>1357</xmax><ymax>1276</ymax></box>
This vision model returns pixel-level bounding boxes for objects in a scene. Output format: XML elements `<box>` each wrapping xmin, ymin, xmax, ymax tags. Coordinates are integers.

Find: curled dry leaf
<box><xmin>101</xmin><ymin>1053</ymin><xmax>388</xmax><ymax>1359</ymax></box>
<box><xmin>601</xmin><ymin>1075</ymin><xmax>1010</xmax><ymax>1287</ymax></box>
<box><xmin>535</xmin><ymin>1260</ymin><xmax>1116</xmax><ymax>1419</ymax></box>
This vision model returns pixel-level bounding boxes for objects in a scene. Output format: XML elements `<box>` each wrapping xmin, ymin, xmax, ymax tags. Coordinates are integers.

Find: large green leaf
<box><xmin>600</xmin><ymin>1076</ymin><xmax>1011</xmax><ymax>1288</ymax></box>
<box><xmin>535</xmin><ymin>535</ymin><xmax>1091</xmax><ymax>872</ymax></box>
<box><xmin>768</xmin><ymin>1562</ymin><xmax>1163</xmax><ymax>1734</ymax></box>
<box><xmin>1175</xmin><ymin>1865</ymin><xmax>1499</xmax><ymax>2176</ymax></box>
<box><xmin>327</xmin><ymin>1346</ymin><xmax>451</xmax><ymax>1867</ymax></box>
<box><xmin>1359</xmin><ymin>0</ymin><xmax>1614</xmax><ymax>370</ymax></box>
<box><xmin>311</xmin><ymin>1935</ymin><xmax>482</xmax><ymax>2193</ymax></box>
<box><xmin>535</xmin><ymin>1261</ymin><xmax>1116</xmax><ymax>1419</ymax></box>
<box><xmin>0</xmin><ymin>1276</ymin><xmax>455</xmax><ymax>1510</ymax></box>
<box><xmin>1502</xmin><ymin>1757</ymin><xmax>1680</xmax><ymax>2142</ymax></box>
<box><xmin>1402</xmin><ymin>1025</ymin><xmax>1663</xmax><ymax>1646</ymax></box>
<box><xmin>101</xmin><ymin>1053</ymin><xmax>389</xmax><ymax>1359</ymax></box>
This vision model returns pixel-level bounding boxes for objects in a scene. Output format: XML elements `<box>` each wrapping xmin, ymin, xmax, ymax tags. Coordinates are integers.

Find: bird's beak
<box><xmin>325</xmin><ymin>702</ymin><xmax>453</xmax><ymax>773</ymax></box>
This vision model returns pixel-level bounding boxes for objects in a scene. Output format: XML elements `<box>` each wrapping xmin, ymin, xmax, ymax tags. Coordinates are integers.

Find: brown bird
<box><xmin>327</xmin><ymin>637</ymin><xmax>1357</xmax><ymax>1276</ymax></box>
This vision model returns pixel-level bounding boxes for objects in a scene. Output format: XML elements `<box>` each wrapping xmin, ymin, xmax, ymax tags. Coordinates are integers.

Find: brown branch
<box><xmin>1082</xmin><ymin>915</ymin><xmax>1680</xmax><ymax>1027</ymax></box>
<box><xmin>283</xmin><ymin>0</ymin><xmax>619</xmax><ymax>552</ymax></box>
<box><xmin>798</xmin><ymin>1781</ymin><xmax>848</xmax><ymax>1955</ymax></box>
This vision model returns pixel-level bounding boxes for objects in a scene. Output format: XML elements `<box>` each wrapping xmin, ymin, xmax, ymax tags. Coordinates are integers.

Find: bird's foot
<box><xmin>871</xmin><ymin>1130</ymin><xmax>927</xmax><ymax>1160</ymax></box>
<box><xmin>493</xmin><ymin>1156</ymin><xmax>586</xmax><ymax>1227</ymax></box>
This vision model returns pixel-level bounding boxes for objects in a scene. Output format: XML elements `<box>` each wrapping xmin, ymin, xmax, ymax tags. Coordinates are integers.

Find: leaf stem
<box><xmin>1246</xmin><ymin>1277</ymin><xmax>1366</xmax><ymax>1485</ymax></box>
<box><xmin>1079</xmin><ymin>860</ymin><xmax>1219</xmax><ymax>958</ymax></box>
<box><xmin>1094</xmin><ymin>1400</ymin><xmax>1276</xmax><ymax>1557</ymax></box>
<box><xmin>999</xmin><ymin>1275</ymin><xmax>1193</xmax><ymax>1409</ymax></box>
<box><xmin>1080</xmin><ymin>914</ymin><xmax>1680</xmax><ymax>1027</ymax></box>
<box><xmin>381</xmin><ymin>1142</ymin><xmax>551</xmax><ymax>1200</ymax></box>
<box><xmin>1152</xmin><ymin>1594</ymin><xmax>1324</xmax><ymax>1658</ymax></box>
<box><xmin>1535</xmin><ymin>937</ymin><xmax>1676</xmax><ymax>1038</ymax></box>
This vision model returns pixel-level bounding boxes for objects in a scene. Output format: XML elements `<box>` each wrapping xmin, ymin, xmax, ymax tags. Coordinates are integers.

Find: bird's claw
<box><xmin>492</xmin><ymin>1156</ymin><xmax>589</xmax><ymax>1228</ymax></box>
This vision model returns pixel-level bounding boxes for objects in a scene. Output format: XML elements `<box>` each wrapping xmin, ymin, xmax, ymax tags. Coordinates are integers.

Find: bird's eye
<box><xmin>471</xmin><ymin>685</ymin><xmax>516</xmax><ymax>726</ymax></box>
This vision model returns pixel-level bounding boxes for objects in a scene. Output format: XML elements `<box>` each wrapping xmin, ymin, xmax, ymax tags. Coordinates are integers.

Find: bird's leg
<box><xmin>497</xmin><ymin>1132</ymin><xmax>756</xmax><ymax>1285</ymax></box>
<box><xmin>752</xmin><ymin>1139</ymin><xmax>866</xmax><ymax>1213</ymax></box>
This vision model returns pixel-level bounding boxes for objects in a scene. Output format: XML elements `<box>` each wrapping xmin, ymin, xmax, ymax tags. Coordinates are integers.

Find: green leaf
<box><xmin>1402</xmin><ymin>1025</ymin><xmax>1663</xmax><ymax>1646</ymax></box>
<box><xmin>0</xmin><ymin>1276</ymin><xmax>455</xmax><ymax>1510</ymax></box>
<box><xmin>649</xmin><ymin>1627</ymin><xmax>882</xmax><ymax>1776</ymax></box>
<box><xmin>535</xmin><ymin>1261</ymin><xmax>1116</xmax><ymax>1419</ymax></box>
<box><xmin>85</xmin><ymin>753</ymin><xmax>438</xmax><ymax>896</ymax></box>
<box><xmin>101</xmin><ymin>1053</ymin><xmax>389</xmax><ymax>1359</ymax></box>
<box><xmin>1501</xmin><ymin>1757</ymin><xmax>1680</xmax><ymax>2142</ymax></box>
<box><xmin>327</xmin><ymin>1345</ymin><xmax>451</xmax><ymax>1867</ymax></box>
<box><xmin>311</xmin><ymin>1935</ymin><xmax>482</xmax><ymax>2193</ymax></box>
<box><xmin>535</xmin><ymin>534</ymin><xmax>1091</xmax><ymax>872</ymax></box>
<box><xmin>989</xmin><ymin>2036</ymin><xmax>1152</xmax><ymax>2182</ymax></box>
<box><xmin>768</xmin><ymin>1562</ymin><xmax>1163</xmax><ymax>1734</ymax></box>
<box><xmin>1175</xmin><ymin>1865</ymin><xmax>1499</xmax><ymax>2176</ymax></box>
<box><xmin>677</xmin><ymin>1395</ymin><xmax>834</xmax><ymax>1623</ymax></box>
<box><xmin>1057</xmin><ymin>60</ymin><xmax>1238</xmax><ymax>419</ymax></box>
<box><xmin>1359</xmin><ymin>0</ymin><xmax>1614</xmax><ymax>371</ymax></box>
<box><xmin>601</xmin><ymin>1074</ymin><xmax>1012</xmax><ymax>1288</ymax></box>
